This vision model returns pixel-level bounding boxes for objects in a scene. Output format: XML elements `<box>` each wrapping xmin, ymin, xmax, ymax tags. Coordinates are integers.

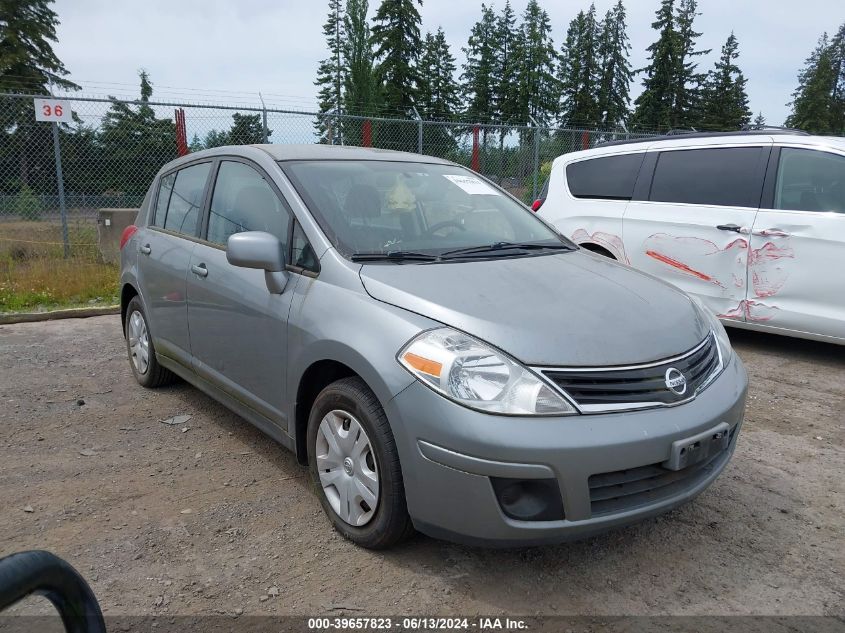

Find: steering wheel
<box><xmin>424</xmin><ymin>220</ymin><xmax>466</xmax><ymax>236</ymax></box>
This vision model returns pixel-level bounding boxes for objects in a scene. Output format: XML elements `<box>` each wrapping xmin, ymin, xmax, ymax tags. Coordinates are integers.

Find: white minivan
<box><xmin>536</xmin><ymin>131</ymin><xmax>845</xmax><ymax>345</ymax></box>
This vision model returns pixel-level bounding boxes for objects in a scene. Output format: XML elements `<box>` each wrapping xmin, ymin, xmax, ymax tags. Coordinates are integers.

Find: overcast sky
<box><xmin>52</xmin><ymin>0</ymin><xmax>841</xmax><ymax>126</ymax></box>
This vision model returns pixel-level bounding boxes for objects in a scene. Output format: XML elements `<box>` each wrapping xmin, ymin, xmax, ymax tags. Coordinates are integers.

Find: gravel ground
<box><xmin>0</xmin><ymin>315</ymin><xmax>842</xmax><ymax>617</ymax></box>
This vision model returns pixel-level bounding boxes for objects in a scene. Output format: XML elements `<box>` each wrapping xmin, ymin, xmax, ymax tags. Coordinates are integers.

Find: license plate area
<box><xmin>662</xmin><ymin>422</ymin><xmax>731</xmax><ymax>471</ymax></box>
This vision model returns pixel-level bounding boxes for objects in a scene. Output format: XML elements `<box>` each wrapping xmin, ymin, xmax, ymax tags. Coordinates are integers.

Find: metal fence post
<box><xmin>528</xmin><ymin>116</ymin><xmax>541</xmax><ymax>201</ymax></box>
<box><xmin>259</xmin><ymin>93</ymin><xmax>268</xmax><ymax>144</ymax></box>
<box><xmin>50</xmin><ymin>121</ymin><xmax>70</xmax><ymax>259</ymax></box>
<box><xmin>412</xmin><ymin>107</ymin><xmax>423</xmax><ymax>154</ymax></box>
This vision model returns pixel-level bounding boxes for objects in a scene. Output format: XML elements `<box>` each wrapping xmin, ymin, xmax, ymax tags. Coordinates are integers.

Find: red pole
<box><xmin>362</xmin><ymin>120</ymin><xmax>372</xmax><ymax>147</ymax></box>
<box><xmin>471</xmin><ymin>126</ymin><xmax>480</xmax><ymax>172</ymax></box>
<box><xmin>175</xmin><ymin>109</ymin><xmax>188</xmax><ymax>156</ymax></box>
<box><xmin>581</xmin><ymin>130</ymin><xmax>590</xmax><ymax>150</ymax></box>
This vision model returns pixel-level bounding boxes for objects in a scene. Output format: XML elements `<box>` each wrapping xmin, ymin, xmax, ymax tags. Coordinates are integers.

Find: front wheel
<box><xmin>307</xmin><ymin>377</ymin><xmax>414</xmax><ymax>549</ymax></box>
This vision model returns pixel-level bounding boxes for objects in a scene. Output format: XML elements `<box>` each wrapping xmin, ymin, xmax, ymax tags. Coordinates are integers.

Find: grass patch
<box><xmin>0</xmin><ymin>219</ymin><xmax>119</xmax><ymax>313</ymax></box>
<box><xmin>0</xmin><ymin>257</ymin><xmax>119</xmax><ymax>312</ymax></box>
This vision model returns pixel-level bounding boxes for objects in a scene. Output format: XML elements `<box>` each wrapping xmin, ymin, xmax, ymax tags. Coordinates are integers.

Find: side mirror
<box><xmin>226</xmin><ymin>231</ymin><xmax>288</xmax><ymax>294</ymax></box>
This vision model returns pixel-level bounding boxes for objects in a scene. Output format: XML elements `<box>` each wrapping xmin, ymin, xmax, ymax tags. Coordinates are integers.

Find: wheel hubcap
<box><xmin>315</xmin><ymin>409</ymin><xmax>379</xmax><ymax>527</ymax></box>
<box><xmin>127</xmin><ymin>311</ymin><xmax>149</xmax><ymax>375</ymax></box>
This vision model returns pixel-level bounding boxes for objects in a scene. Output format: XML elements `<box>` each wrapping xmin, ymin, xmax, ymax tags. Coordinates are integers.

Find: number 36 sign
<box><xmin>34</xmin><ymin>98</ymin><xmax>73</xmax><ymax>123</ymax></box>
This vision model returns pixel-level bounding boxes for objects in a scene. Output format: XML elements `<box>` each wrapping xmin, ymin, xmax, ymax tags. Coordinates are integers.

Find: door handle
<box><xmin>139</xmin><ymin>244</ymin><xmax>151</xmax><ymax>255</ymax></box>
<box><xmin>191</xmin><ymin>263</ymin><xmax>208</xmax><ymax>278</ymax></box>
<box><xmin>752</xmin><ymin>228</ymin><xmax>790</xmax><ymax>237</ymax></box>
<box><xmin>715</xmin><ymin>224</ymin><xmax>748</xmax><ymax>233</ymax></box>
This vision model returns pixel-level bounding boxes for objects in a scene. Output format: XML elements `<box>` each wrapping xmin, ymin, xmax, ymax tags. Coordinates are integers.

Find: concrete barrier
<box><xmin>97</xmin><ymin>208</ymin><xmax>138</xmax><ymax>264</ymax></box>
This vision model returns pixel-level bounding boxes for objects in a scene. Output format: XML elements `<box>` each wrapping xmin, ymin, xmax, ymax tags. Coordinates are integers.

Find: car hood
<box><xmin>359</xmin><ymin>251</ymin><xmax>710</xmax><ymax>366</ymax></box>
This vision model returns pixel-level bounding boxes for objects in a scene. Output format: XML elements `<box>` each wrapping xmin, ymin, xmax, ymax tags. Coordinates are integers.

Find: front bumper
<box><xmin>384</xmin><ymin>353</ymin><xmax>748</xmax><ymax>547</ymax></box>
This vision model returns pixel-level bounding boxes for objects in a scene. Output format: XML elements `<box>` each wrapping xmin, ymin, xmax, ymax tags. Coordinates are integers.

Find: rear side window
<box><xmin>649</xmin><ymin>147</ymin><xmax>763</xmax><ymax>207</ymax></box>
<box><xmin>775</xmin><ymin>148</ymin><xmax>845</xmax><ymax>213</ymax></box>
<box><xmin>566</xmin><ymin>153</ymin><xmax>645</xmax><ymax>200</ymax></box>
<box><xmin>161</xmin><ymin>162</ymin><xmax>212</xmax><ymax>235</ymax></box>
<box><xmin>153</xmin><ymin>173</ymin><xmax>175</xmax><ymax>226</ymax></box>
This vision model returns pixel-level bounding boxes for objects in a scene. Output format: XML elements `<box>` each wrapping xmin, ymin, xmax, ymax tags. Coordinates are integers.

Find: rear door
<box><xmin>746</xmin><ymin>145</ymin><xmax>845</xmax><ymax>338</ymax></box>
<box><xmin>186</xmin><ymin>159</ymin><xmax>296</xmax><ymax>425</ymax></box>
<box><xmin>623</xmin><ymin>143</ymin><xmax>770</xmax><ymax>320</ymax></box>
<box><xmin>137</xmin><ymin>161</ymin><xmax>213</xmax><ymax>367</ymax></box>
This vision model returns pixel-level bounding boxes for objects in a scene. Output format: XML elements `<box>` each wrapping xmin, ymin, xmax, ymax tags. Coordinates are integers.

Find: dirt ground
<box><xmin>0</xmin><ymin>315</ymin><xmax>842</xmax><ymax>617</ymax></box>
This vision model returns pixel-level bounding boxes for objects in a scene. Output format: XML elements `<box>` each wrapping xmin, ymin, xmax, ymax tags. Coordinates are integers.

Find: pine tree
<box><xmin>595</xmin><ymin>0</ymin><xmax>632</xmax><ymax>128</ymax></box>
<box><xmin>558</xmin><ymin>5</ymin><xmax>601</xmax><ymax>127</ymax></box>
<box><xmin>698</xmin><ymin>33</ymin><xmax>751</xmax><ymax>130</ymax></box>
<box><xmin>371</xmin><ymin>0</ymin><xmax>423</xmax><ymax>115</ymax></box>
<box><xmin>0</xmin><ymin>0</ymin><xmax>78</xmax><ymax>95</ymax></box>
<box><xmin>314</xmin><ymin>0</ymin><xmax>346</xmax><ymax>143</ymax></box>
<box><xmin>672</xmin><ymin>0</ymin><xmax>710</xmax><ymax>127</ymax></box>
<box><xmin>417</xmin><ymin>28</ymin><xmax>460</xmax><ymax>120</ymax></box>
<box><xmin>514</xmin><ymin>0</ymin><xmax>559</xmax><ymax>126</ymax></box>
<box><xmin>343</xmin><ymin>0</ymin><xmax>378</xmax><ymax>116</ymax></box>
<box><xmin>99</xmin><ymin>71</ymin><xmax>176</xmax><ymax>196</ymax></box>
<box><xmin>827</xmin><ymin>22</ymin><xmax>845</xmax><ymax>133</ymax></box>
<box><xmin>786</xmin><ymin>34</ymin><xmax>838</xmax><ymax>133</ymax></box>
<box><xmin>632</xmin><ymin>0</ymin><xmax>678</xmax><ymax>130</ymax></box>
<box><xmin>494</xmin><ymin>1</ymin><xmax>520</xmax><ymax>125</ymax></box>
<box><xmin>752</xmin><ymin>112</ymin><xmax>766</xmax><ymax>128</ymax></box>
<box><xmin>228</xmin><ymin>113</ymin><xmax>270</xmax><ymax>144</ymax></box>
<box><xmin>417</xmin><ymin>28</ymin><xmax>459</xmax><ymax>155</ymax></box>
<box><xmin>461</xmin><ymin>4</ymin><xmax>498</xmax><ymax>124</ymax></box>
<box><xmin>0</xmin><ymin>0</ymin><xmax>79</xmax><ymax>189</ymax></box>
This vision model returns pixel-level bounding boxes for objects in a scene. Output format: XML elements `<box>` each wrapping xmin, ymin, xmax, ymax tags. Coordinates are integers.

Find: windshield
<box><xmin>282</xmin><ymin>160</ymin><xmax>572</xmax><ymax>259</ymax></box>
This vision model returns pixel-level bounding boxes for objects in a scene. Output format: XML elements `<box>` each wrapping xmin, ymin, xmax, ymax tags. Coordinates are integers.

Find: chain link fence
<box><xmin>0</xmin><ymin>92</ymin><xmax>656</xmax><ymax>312</ymax></box>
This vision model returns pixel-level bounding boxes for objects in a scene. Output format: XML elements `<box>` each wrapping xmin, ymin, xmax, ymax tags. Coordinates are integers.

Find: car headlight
<box><xmin>398</xmin><ymin>328</ymin><xmax>577</xmax><ymax>416</ymax></box>
<box><xmin>689</xmin><ymin>295</ymin><xmax>733</xmax><ymax>373</ymax></box>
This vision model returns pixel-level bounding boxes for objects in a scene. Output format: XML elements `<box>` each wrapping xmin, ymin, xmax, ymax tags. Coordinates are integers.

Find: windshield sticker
<box><xmin>442</xmin><ymin>174</ymin><xmax>500</xmax><ymax>196</ymax></box>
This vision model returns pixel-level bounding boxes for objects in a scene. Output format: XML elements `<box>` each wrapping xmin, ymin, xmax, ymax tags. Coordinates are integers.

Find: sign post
<box><xmin>34</xmin><ymin>98</ymin><xmax>73</xmax><ymax>258</ymax></box>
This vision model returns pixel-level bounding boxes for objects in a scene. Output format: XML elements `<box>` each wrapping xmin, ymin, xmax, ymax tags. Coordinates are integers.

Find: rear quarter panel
<box><xmin>540</xmin><ymin>153</ymin><xmax>631</xmax><ymax>263</ymax></box>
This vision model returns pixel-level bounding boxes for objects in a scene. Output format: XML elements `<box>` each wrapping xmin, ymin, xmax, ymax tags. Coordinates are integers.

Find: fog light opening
<box><xmin>490</xmin><ymin>477</ymin><xmax>565</xmax><ymax>521</ymax></box>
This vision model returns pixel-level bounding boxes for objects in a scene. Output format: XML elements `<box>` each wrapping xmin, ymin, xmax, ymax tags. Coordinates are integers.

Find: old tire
<box><xmin>124</xmin><ymin>296</ymin><xmax>176</xmax><ymax>388</ymax></box>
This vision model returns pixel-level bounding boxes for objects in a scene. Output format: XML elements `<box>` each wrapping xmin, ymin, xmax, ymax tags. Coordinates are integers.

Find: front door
<box><xmin>746</xmin><ymin>146</ymin><xmax>845</xmax><ymax>338</ymax></box>
<box><xmin>623</xmin><ymin>144</ymin><xmax>769</xmax><ymax>320</ymax></box>
<box><xmin>186</xmin><ymin>160</ymin><xmax>296</xmax><ymax>425</ymax></box>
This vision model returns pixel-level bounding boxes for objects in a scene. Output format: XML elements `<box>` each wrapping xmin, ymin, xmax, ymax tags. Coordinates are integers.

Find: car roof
<box><xmin>157</xmin><ymin>144</ymin><xmax>455</xmax><ymax>174</ymax></box>
<box><xmin>552</xmin><ymin>132</ymin><xmax>845</xmax><ymax>166</ymax></box>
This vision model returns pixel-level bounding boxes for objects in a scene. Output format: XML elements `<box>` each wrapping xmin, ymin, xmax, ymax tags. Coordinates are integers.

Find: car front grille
<box><xmin>541</xmin><ymin>332</ymin><xmax>721</xmax><ymax>413</ymax></box>
<box><xmin>587</xmin><ymin>425</ymin><xmax>736</xmax><ymax>517</ymax></box>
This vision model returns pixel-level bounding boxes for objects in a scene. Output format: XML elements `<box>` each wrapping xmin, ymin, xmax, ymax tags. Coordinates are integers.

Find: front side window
<box><xmin>282</xmin><ymin>161</ymin><xmax>569</xmax><ymax>259</ymax></box>
<box><xmin>161</xmin><ymin>162</ymin><xmax>212</xmax><ymax>236</ymax></box>
<box><xmin>291</xmin><ymin>221</ymin><xmax>320</xmax><ymax>272</ymax></box>
<box><xmin>566</xmin><ymin>153</ymin><xmax>645</xmax><ymax>200</ymax></box>
<box><xmin>649</xmin><ymin>147</ymin><xmax>764</xmax><ymax>208</ymax></box>
<box><xmin>207</xmin><ymin>161</ymin><xmax>292</xmax><ymax>248</ymax></box>
<box><xmin>775</xmin><ymin>148</ymin><xmax>845</xmax><ymax>213</ymax></box>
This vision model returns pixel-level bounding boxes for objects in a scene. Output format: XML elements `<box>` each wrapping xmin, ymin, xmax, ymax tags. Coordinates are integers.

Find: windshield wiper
<box><xmin>351</xmin><ymin>250</ymin><xmax>439</xmax><ymax>263</ymax></box>
<box><xmin>440</xmin><ymin>241</ymin><xmax>575</xmax><ymax>259</ymax></box>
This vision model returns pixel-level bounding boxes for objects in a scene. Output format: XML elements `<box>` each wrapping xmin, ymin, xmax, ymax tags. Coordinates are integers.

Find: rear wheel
<box><xmin>307</xmin><ymin>377</ymin><xmax>414</xmax><ymax>549</ymax></box>
<box><xmin>124</xmin><ymin>296</ymin><xmax>176</xmax><ymax>388</ymax></box>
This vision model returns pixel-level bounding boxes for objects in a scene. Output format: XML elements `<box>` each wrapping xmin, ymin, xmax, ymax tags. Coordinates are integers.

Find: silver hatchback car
<box><xmin>120</xmin><ymin>145</ymin><xmax>748</xmax><ymax>549</ymax></box>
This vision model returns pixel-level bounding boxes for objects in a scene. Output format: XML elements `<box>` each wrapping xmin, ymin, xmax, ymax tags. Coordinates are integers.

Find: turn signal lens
<box><xmin>401</xmin><ymin>352</ymin><xmax>442</xmax><ymax>377</ymax></box>
<box><xmin>398</xmin><ymin>328</ymin><xmax>577</xmax><ymax>416</ymax></box>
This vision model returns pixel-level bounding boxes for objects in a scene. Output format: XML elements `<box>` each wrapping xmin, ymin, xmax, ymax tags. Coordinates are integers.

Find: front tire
<box><xmin>124</xmin><ymin>296</ymin><xmax>176</xmax><ymax>388</ymax></box>
<box><xmin>307</xmin><ymin>377</ymin><xmax>414</xmax><ymax>549</ymax></box>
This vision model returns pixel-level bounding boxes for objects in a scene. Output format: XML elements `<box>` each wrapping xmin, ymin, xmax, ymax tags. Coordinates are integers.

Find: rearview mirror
<box><xmin>226</xmin><ymin>231</ymin><xmax>288</xmax><ymax>293</ymax></box>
